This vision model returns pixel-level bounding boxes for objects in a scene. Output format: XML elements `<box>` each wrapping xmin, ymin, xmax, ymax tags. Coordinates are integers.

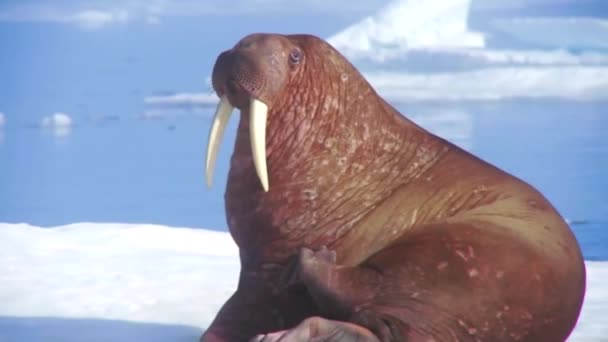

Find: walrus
<box><xmin>201</xmin><ymin>33</ymin><xmax>586</xmax><ymax>341</ymax></box>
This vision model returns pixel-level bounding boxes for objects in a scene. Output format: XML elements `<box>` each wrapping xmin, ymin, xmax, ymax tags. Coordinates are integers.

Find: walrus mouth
<box><xmin>205</xmin><ymin>95</ymin><xmax>270</xmax><ymax>192</ymax></box>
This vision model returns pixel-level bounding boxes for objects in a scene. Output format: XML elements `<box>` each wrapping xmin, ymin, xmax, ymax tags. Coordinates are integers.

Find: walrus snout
<box><xmin>207</xmin><ymin>34</ymin><xmax>302</xmax><ymax>193</ymax></box>
<box><xmin>211</xmin><ymin>34</ymin><xmax>294</xmax><ymax>109</ymax></box>
<box><xmin>212</xmin><ymin>50</ymin><xmax>264</xmax><ymax>110</ymax></box>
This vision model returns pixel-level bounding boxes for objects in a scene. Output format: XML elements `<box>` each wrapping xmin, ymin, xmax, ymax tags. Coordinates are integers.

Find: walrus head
<box><xmin>206</xmin><ymin>34</ymin><xmax>304</xmax><ymax>191</ymax></box>
<box><xmin>206</xmin><ymin>34</ymin><xmax>352</xmax><ymax>191</ymax></box>
<box><xmin>205</xmin><ymin>33</ymin><xmax>443</xmax><ymax>261</ymax></box>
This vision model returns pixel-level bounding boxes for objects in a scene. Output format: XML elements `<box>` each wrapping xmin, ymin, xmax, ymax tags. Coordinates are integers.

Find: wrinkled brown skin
<box><xmin>200</xmin><ymin>33</ymin><xmax>586</xmax><ymax>341</ymax></box>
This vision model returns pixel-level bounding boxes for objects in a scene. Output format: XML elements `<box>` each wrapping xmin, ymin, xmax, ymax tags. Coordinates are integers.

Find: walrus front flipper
<box><xmin>201</xmin><ymin>276</ymin><xmax>319</xmax><ymax>342</ymax></box>
<box><xmin>201</xmin><ymin>290</ymin><xmax>278</xmax><ymax>342</ymax></box>
<box><xmin>283</xmin><ymin>247</ymin><xmax>402</xmax><ymax>341</ymax></box>
<box><xmin>250</xmin><ymin>316</ymin><xmax>381</xmax><ymax>342</ymax></box>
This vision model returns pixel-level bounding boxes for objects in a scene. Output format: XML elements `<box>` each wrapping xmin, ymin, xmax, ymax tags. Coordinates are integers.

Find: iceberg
<box><xmin>329</xmin><ymin>0</ymin><xmax>485</xmax><ymax>61</ymax></box>
<box><xmin>322</xmin><ymin>0</ymin><xmax>608</xmax><ymax>101</ymax></box>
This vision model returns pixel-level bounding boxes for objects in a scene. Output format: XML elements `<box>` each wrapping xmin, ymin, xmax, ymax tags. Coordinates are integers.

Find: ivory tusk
<box><xmin>249</xmin><ymin>98</ymin><xmax>269</xmax><ymax>192</ymax></box>
<box><xmin>205</xmin><ymin>95</ymin><xmax>234</xmax><ymax>188</ymax></box>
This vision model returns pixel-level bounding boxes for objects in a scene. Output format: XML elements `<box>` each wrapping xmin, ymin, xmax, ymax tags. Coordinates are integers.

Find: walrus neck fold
<box><xmin>225</xmin><ymin>77</ymin><xmax>449</xmax><ymax>266</ymax></box>
<box><xmin>215</xmin><ymin>34</ymin><xmax>452</xmax><ymax>266</ymax></box>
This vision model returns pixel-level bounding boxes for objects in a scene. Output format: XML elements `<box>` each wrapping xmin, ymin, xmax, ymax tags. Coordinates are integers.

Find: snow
<box><xmin>343</xmin><ymin>46</ymin><xmax>608</xmax><ymax>66</ymax></box>
<box><xmin>41</xmin><ymin>113</ymin><xmax>73</xmax><ymax>127</ymax></box>
<box><xmin>328</xmin><ymin>0</ymin><xmax>485</xmax><ymax>59</ymax></box>
<box><xmin>144</xmin><ymin>93</ymin><xmax>217</xmax><ymax>107</ymax></box>
<box><xmin>364</xmin><ymin>66</ymin><xmax>608</xmax><ymax>101</ymax></box>
<box><xmin>39</xmin><ymin>112</ymin><xmax>73</xmax><ymax>137</ymax></box>
<box><xmin>72</xmin><ymin>9</ymin><xmax>129</xmax><ymax>30</ymax></box>
<box><xmin>0</xmin><ymin>222</ymin><xmax>605</xmax><ymax>341</ymax></box>
<box><xmin>0</xmin><ymin>223</ymin><xmax>237</xmax><ymax>329</ymax></box>
<box><xmin>320</xmin><ymin>0</ymin><xmax>608</xmax><ymax>101</ymax></box>
<box><xmin>139</xmin><ymin>92</ymin><xmax>218</xmax><ymax>119</ymax></box>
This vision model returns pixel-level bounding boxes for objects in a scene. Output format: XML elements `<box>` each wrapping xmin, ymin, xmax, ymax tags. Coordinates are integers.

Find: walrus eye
<box><xmin>289</xmin><ymin>48</ymin><xmax>302</xmax><ymax>65</ymax></box>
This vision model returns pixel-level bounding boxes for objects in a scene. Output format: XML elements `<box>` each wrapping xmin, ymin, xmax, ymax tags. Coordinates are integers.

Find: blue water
<box><xmin>0</xmin><ymin>100</ymin><xmax>606</xmax><ymax>260</ymax></box>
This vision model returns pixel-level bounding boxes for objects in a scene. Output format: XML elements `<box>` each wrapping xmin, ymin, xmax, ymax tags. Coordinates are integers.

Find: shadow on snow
<box><xmin>0</xmin><ymin>316</ymin><xmax>203</xmax><ymax>342</ymax></box>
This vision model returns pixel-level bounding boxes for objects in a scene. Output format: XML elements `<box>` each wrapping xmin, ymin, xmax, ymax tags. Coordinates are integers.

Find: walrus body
<box><xmin>201</xmin><ymin>34</ymin><xmax>586</xmax><ymax>341</ymax></box>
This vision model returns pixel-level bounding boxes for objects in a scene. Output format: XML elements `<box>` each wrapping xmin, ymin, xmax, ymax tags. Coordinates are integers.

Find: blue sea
<box><xmin>0</xmin><ymin>99</ymin><xmax>606</xmax><ymax>260</ymax></box>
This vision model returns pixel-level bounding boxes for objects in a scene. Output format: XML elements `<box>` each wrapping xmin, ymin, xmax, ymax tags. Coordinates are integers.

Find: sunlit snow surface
<box><xmin>0</xmin><ymin>223</ymin><xmax>605</xmax><ymax>341</ymax></box>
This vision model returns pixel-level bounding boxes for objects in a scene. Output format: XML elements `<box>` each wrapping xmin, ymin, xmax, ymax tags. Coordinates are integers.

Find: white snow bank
<box><xmin>0</xmin><ymin>223</ymin><xmax>238</xmax><ymax>331</ymax></box>
<box><xmin>448</xmin><ymin>48</ymin><xmax>608</xmax><ymax>66</ymax></box>
<box><xmin>329</xmin><ymin>0</ymin><xmax>484</xmax><ymax>59</ymax></box>
<box><xmin>144</xmin><ymin>93</ymin><xmax>217</xmax><ymax>107</ymax></box>
<box><xmin>491</xmin><ymin>17</ymin><xmax>608</xmax><ymax>49</ymax></box>
<box><xmin>140</xmin><ymin>92</ymin><xmax>217</xmax><ymax>119</ymax></box>
<box><xmin>348</xmin><ymin>46</ymin><xmax>608</xmax><ymax>66</ymax></box>
<box><xmin>0</xmin><ymin>222</ymin><xmax>603</xmax><ymax>341</ymax></box>
<box><xmin>364</xmin><ymin>66</ymin><xmax>608</xmax><ymax>101</ymax></box>
<box><xmin>569</xmin><ymin>261</ymin><xmax>608</xmax><ymax>341</ymax></box>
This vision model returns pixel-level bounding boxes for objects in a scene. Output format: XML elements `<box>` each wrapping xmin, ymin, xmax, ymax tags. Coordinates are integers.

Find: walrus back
<box><xmin>351</xmin><ymin>219</ymin><xmax>585</xmax><ymax>341</ymax></box>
